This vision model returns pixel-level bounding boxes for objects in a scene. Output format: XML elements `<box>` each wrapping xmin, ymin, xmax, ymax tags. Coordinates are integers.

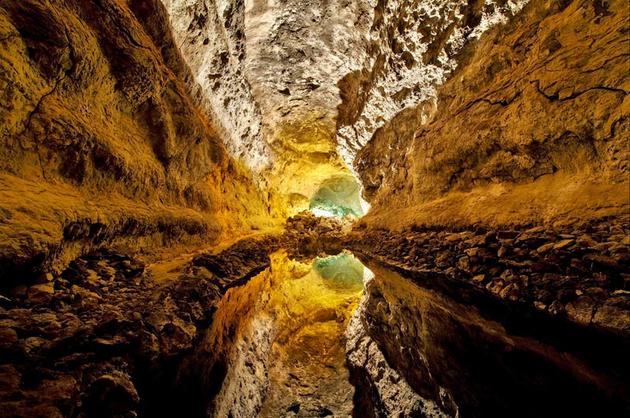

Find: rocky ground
<box><xmin>0</xmin><ymin>213</ymin><xmax>628</xmax><ymax>416</ymax></box>
<box><xmin>0</xmin><ymin>212</ymin><xmax>344</xmax><ymax>417</ymax></box>
<box><xmin>0</xmin><ymin>248</ymin><xmax>218</xmax><ymax>417</ymax></box>
<box><xmin>348</xmin><ymin>216</ymin><xmax>630</xmax><ymax>335</ymax></box>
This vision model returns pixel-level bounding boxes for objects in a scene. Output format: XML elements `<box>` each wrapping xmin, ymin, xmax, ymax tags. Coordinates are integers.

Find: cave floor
<box><xmin>0</xmin><ymin>215</ymin><xmax>629</xmax><ymax>417</ymax></box>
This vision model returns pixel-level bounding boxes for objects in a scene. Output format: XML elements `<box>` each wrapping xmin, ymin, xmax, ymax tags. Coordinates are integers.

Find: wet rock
<box><xmin>565</xmin><ymin>296</ymin><xmax>596</xmax><ymax>325</ymax></box>
<box><xmin>584</xmin><ymin>254</ymin><xmax>620</xmax><ymax>270</ymax></box>
<box><xmin>553</xmin><ymin>239</ymin><xmax>575</xmax><ymax>250</ymax></box>
<box><xmin>353</xmin><ymin>217</ymin><xmax>629</xmax><ymax>333</ymax></box>
<box><xmin>34</xmin><ymin>272</ymin><xmax>54</xmax><ymax>284</ymax></box>
<box><xmin>486</xmin><ymin>279</ymin><xmax>505</xmax><ymax>295</ymax></box>
<box><xmin>536</xmin><ymin>242</ymin><xmax>555</xmax><ymax>254</ymax></box>
<box><xmin>592</xmin><ymin>292</ymin><xmax>630</xmax><ymax>332</ymax></box>
<box><xmin>26</xmin><ymin>284</ymin><xmax>54</xmax><ymax>305</ymax></box>
<box><xmin>0</xmin><ymin>327</ymin><xmax>18</xmax><ymax>349</ymax></box>
<box><xmin>83</xmin><ymin>372</ymin><xmax>139</xmax><ymax>418</ymax></box>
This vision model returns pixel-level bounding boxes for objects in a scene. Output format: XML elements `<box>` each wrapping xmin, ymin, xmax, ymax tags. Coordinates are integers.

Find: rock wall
<box><xmin>335</xmin><ymin>0</ymin><xmax>528</xmax><ymax>170</ymax></box>
<box><xmin>160</xmin><ymin>0</ymin><xmax>272</xmax><ymax>172</ymax></box>
<box><xmin>0</xmin><ymin>0</ymin><xmax>273</xmax><ymax>282</ymax></box>
<box><xmin>159</xmin><ymin>0</ymin><xmax>540</xmax><ymax>218</ymax></box>
<box><xmin>354</xmin><ymin>0</ymin><xmax>629</xmax><ymax>228</ymax></box>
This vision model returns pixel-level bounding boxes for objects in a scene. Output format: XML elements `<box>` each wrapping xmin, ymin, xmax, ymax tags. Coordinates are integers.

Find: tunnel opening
<box><xmin>308</xmin><ymin>175</ymin><xmax>368</xmax><ymax>218</ymax></box>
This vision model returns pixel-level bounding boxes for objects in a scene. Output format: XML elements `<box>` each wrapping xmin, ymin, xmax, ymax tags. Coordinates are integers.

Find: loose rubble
<box><xmin>347</xmin><ymin>216</ymin><xmax>630</xmax><ymax>334</ymax></box>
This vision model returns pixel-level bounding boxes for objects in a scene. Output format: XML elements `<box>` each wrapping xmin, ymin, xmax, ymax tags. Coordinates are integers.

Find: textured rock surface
<box><xmin>161</xmin><ymin>0</ymin><xmax>271</xmax><ymax>172</ymax></box>
<box><xmin>336</xmin><ymin>0</ymin><xmax>528</xmax><ymax>170</ymax></box>
<box><xmin>162</xmin><ymin>0</ymin><xmax>526</xmax><ymax>217</ymax></box>
<box><xmin>348</xmin><ymin>216</ymin><xmax>630</xmax><ymax>334</ymax></box>
<box><xmin>1</xmin><ymin>0</ymin><xmax>629</xmax><ymax>416</ymax></box>
<box><xmin>0</xmin><ymin>0</ymin><xmax>273</xmax><ymax>282</ymax></box>
<box><xmin>0</xmin><ymin>249</ymin><xmax>211</xmax><ymax>417</ymax></box>
<box><xmin>355</xmin><ymin>0</ymin><xmax>629</xmax><ymax>227</ymax></box>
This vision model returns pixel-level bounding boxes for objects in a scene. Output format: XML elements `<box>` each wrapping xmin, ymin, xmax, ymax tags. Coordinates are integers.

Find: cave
<box><xmin>0</xmin><ymin>0</ymin><xmax>628</xmax><ymax>417</ymax></box>
<box><xmin>309</xmin><ymin>176</ymin><xmax>367</xmax><ymax>218</ymax></box>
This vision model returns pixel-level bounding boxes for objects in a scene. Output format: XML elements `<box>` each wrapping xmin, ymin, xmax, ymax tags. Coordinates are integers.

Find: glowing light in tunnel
<box><xmin>308</xmin><ymin>175</ymin><xmax>366</xmax><ymax>218</ymax></box>
<box><xmin>311</xmin><ymin>207</ymin><xmax>337</xmax><ymax>217</ymax></box>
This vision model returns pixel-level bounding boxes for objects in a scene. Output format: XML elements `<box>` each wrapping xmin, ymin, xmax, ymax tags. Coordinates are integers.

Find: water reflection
<box><xmin>199</xmin><ymin>251</ymin><xmax>630</xmax><ymax>418</ymax></box>
<box><xmin>350</xmin><ymin>261</ymin><xmax>630</xmax><ymax>418</ymax></box>
<box><xmin>205</xmin><ymin>250</ymin><xmax>366</xmax><ymax>418</ymax></box>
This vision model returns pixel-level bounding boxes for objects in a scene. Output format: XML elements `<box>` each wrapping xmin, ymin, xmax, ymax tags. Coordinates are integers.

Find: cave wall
<box><xmin>353</xmin><ymin>0</ymin><xmax>629</xmax><ymax>228</ymax></box>
<box><xmin>160</xmin><ymin>0</ymin><xmax>272</xmax><ymax>172</ymax></box>
<box><xmin>160</xmin><ymin>0</ymin><xmax>374</xmax><ymax>216</ymax></box>
<box><xmin>162</xmin><ymin>0</ymin><xmax>530</xmax><ymax>218</ymax></box>
<box><xmin>335</xmin><ymin>0</ymin><xmax>529</xmax><ymax>170</ymax></box>
<box><xmin>0</xmin><ymin>0</ymin><xmax>273</xmax><ymax>280</ymax></box>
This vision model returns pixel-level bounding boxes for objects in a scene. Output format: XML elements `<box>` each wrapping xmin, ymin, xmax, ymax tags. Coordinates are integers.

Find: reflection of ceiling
<box><xmin>312</xmin><ymin>252</ymin><xmax>365</xmax><ymax>291</ymax></box>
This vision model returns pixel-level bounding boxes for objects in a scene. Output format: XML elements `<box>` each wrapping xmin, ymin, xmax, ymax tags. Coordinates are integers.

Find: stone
<box><xmin>565</xmin><ymin>297</ymin><xmax>595</xmax><ymax>325</ymax></box>
<box><xmin>536</xmin><ymin>243</ymin><xmax>555</xmax><ymax>254</ymax></box>
<box><xmin>576</xmin><ymin>235</ymin><xmax>599</xmax><ymax>248</ymax></box>
<box><xmin>499</xmin><ymin>283</ymin><xmax>520</xmax><ymax>301</ymax></box>
<box><xmin>472</xmin><ymin>274</ymin><xmax>486</xmax><ymax>285</ymax></box>
<box><xmin>553</xmin><ymin>239</ymin><xmax>575</xmax><ymax>250</ymax></box>
<box><xmin>486</xmin><ymin>279</ymin><xmax>505</xmax><ymax>295</ymax></box>
<box><xmin>83</xmin><ymin>372</ymin><xmax>140</xmax><ymax>417</ymax></box>
<box><xmin>34</xmin><ymin>272</ymin><xmax>54</xmax><ymax>284</ymax></box>
<box><xmin>22</xmin><ymin>336</ymin><xmax>49</xmax><ymax>354</ymax></box>
<box><xmin>0</xmin><ymin>327</ymin><xmax>18</xmax><ymax>349</ymax></box>
<box><xmin>27</xmin><ymin>284</ymin><xmax>54</xmax><ymax>304</ymax></box>
<box><xmin>583</xmin><ymin>254</ymin><xmax>620</xmax><ymax>270</ymax></box>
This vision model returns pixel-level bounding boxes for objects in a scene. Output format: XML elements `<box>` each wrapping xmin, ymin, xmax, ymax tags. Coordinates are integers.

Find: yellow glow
<box><xmin>262</xmin><ymin>113</ymin><xmax>366</xmax><ymax>219</ymax></box>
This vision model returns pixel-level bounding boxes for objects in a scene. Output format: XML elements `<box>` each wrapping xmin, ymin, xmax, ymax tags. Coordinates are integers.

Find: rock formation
<box><xmin>0</xmin><ymin>0</ymin><xmax>628</xmax><ymax>417</ymax></box>
<box><xmin>0</xmin><ymin>0</ymin><xmax>274</xmax><ymax>282</ymax></box>
<box><xmin>355</xmin><ymin>1</ymin><xmax>629</xmax><ymax>228</ymax></box>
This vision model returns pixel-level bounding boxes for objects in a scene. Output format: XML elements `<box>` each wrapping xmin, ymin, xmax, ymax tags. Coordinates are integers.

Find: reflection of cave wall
<box><xmin>183</xmin><ymin>251</ymin><xmax>363</xmax><ymax>417</ymax></box>
<box><xmin>348</xmin><ymin>262</ymin><xmax>630</xmax><ymax>418</ymax></box>
<box><xmin>309</xmin><ymin>176</ymin><xmax>365</xmax><ymax>217</ymax></box>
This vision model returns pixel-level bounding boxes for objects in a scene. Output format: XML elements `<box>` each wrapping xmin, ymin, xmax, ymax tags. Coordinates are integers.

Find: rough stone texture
<box><xmin>347</xmin><ymin>216</ymin><xmax>630</xmax><ymax>334</ymax></box>
<box><xmin>0</xmin><ymin>232</ymin><xmax>286</xmax><ymax>417</ymax></box>
<box><xmin>0</xmin><ymin>249</ymin><xmax>201</xmax><ymax>417</ymax></box>
<box><xmin>161</xmin><ymin>0</ymin><xmax>524</xmax><ymax>217</ymax></box>
<box><xmin>336</xmin><ymin>0</ymin><xmax>528</xmax><ymax>171</ymax></box>
<box><xmin>0</xmin><ymin>0</ymin><xmax>272</xmax><ymax>282</ymax></box>
<box><xmin>355</xmin><ymin>0</ymin><xmax>629</xmax><ymax>228</ymax></box>
<box><xmin>160</xmin><ymin>0</ymin><xmax>272</xmax><ymax>172</ymax></box>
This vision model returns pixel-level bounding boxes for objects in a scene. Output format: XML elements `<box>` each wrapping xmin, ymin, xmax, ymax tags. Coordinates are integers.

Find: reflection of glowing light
<box><xmin>311</xmin><ymin>207</ymin><xmax>337</xmax><ymax>217</ymax></box>
<box><xmin>362</xmin><ymin>266</ymin><xmax>375</xmax><ymax>284</ymax></box>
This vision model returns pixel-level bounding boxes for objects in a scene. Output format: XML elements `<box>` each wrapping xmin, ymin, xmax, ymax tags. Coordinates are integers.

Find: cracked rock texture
<box><xmin>335</xmin><ymin>0</ymin><xmax>528</xmax><ymax>171</ymax></box>
<box><xmin>355</xmin><ymin>0</ymin><xmax>629</xmax><ymax>228</ymax></box>
<box><xmin>0</xmin><ymin>0</ymin><xmax>272</xmax><ymax>281</ymax></box>
<box><xmin>161</xmin><ymin>0</ymin><xmax>271</xmax><ymax>172</ymax></box>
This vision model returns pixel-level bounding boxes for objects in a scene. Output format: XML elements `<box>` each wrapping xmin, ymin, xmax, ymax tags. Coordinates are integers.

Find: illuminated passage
<box><xmin>309</xmin><ymin>175</ymin><xmax>367</xmax><ymax>218</ymax></box>
<box><xmin>204</xmin><ymin>251</ymin><xmax>368</xmax><ymax>417</ymax></box>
